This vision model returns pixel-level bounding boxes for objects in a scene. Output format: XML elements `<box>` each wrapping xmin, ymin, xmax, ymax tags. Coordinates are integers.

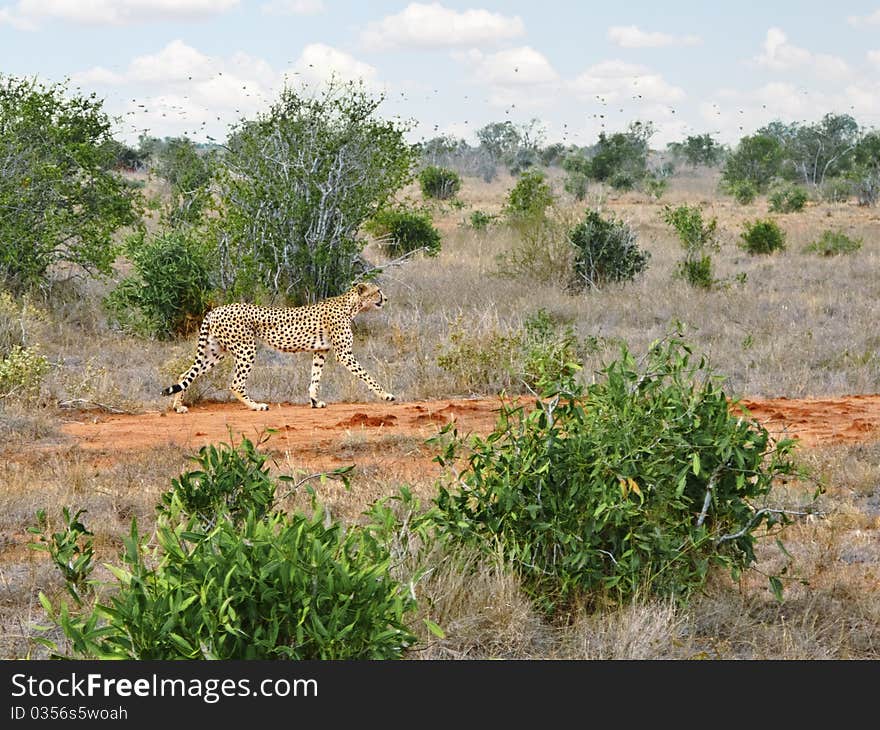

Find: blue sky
<box><xmin>2</xmin><ymin>1</ymin><xmax>880</xmax><ymax>148</ymax></box>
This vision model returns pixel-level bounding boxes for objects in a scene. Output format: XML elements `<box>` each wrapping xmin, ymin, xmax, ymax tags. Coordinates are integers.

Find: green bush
<box><xmin>419</xmin><ymin>165</ymin><xmax>461</xmax><ymax>200</ymax></box>
<box><xmin>643</xmin><ymin>176</ymin><xmax>668</xmax><ymax>200</ymax></box>
<box><xmin>519</xmin><ymin>310</ymin><xmax>585</xmax><ymax>394</ymax></box>
<box><xmin>725</xmin><ymin>179</ymin><xmax>758</xmax><ymax>205</ymax></box>
<box><xmin>741</xmin><ymin>219</ymin><xmax>786</xmax><ymax>255</ymax></box>
<box><xmin>804</xmin><ymin>230</ymin><xmax>862</xmax><ymax>256</ymax></box>
<box><xmin>468</xmin><ymin>210</ymin><xmax>497</xmax><ymax>231</ymax></box>
<box><xmin>662</xmin><ymin>204</ymin><xmax>719</xmax><ymax>289</ymax></box>
<box><xmin>562</xmin><ymin>153</ymin><xmax>591</xmax><ymax>201</ymax></box>
<box><xmin>366</xmin><ymin>207</ymin><xmax>441</xmax><ymax>257</ymax></box>
<box><xmin>432</xmin><ymin>334</ymin><xmax>801</xmax><ymax>617</ymax></box>
<box><xmin>157</xmin><ymin>438</ymin><xmax>278</xmax><ymax>529</ymax></box>
<box><xmin>768</xmin><ymin>184</ymin><xmax>808</xmax><ymax>213</ymax></box>
<box><xmin>34</xmin><ymin>436</ymin><xmax>416</xmax><ymax>660</ymax></box>
<box><xmin>569</xmin><ymin>209</ymin><xmax>649</xmax><ymax>290</ymax></box>
<box><xmin>104</xmin><ymin>229</ymin><xmax>216</xmax><ymax>339</ymax></box>
<box><xmin>504</xmin><ymin>170</ymin><xmax>554</xmax><ymax>221</ymax></box>
<box><xmin>0</xmin><ymin>345</ymin><xmax>49</xmax><ymax>402</ymax></box>
<box><xmin>27</xmin><ymin>507</ymin><xmax>94</xmax><ymax>605</ymax></box>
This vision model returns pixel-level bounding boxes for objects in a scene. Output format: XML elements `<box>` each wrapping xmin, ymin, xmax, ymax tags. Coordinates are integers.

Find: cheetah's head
<box><xmin>353</xmin><ymin>282</ymin><xmax>387</xmax><ymax>311</ymax></box>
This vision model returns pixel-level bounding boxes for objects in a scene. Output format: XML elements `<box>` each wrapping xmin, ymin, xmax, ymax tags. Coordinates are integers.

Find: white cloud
<box><xmin>291</xmin><ymin>43</ymin><xmax>379</xmax><ymax>85</ymax></box>
<box><xmin>260</xmin><ymin>0</ymin><xmax>324</xmax><ymax>15</ymax></box>
<box><xmin>131</xmin><ymin>40</ymin><xmax>218</xmax><ymax>83</ymax></box>
<box><xmin>3</xmin><ymin>0</ymin><xmax>239</xmax><ymax>27</ymax></box>
<box><xmin>466</xmin><ymin>46</ymin><xmax>559</xmax><ymax>86</ymax></box>
<box><xmin>868</xmin><ymin>49</ymin><xmax>880</xmax><ymax>68</ymax></box>
<box><xmin>847</xmin><ymin>9</ymin><xmax>880</xmax><ymax>26</ymax></box>
<box><xmin>70</xmin><ymin>40</ymin><xmax>378</xmax><ymax>144</ymax></box>
<box><xmin>360</xmin><ymin>2</ymin><xmax>524</xmax><ymax>51</ymax></box>
<box><xmin>569</xmin><ymin>60</ymin><xmax>685</xmax><ymax>104</ymax></box>
<box><xmin>753</xmin><ymin>27</ymin><xmax>850</xmax><ymax>80</ymax></box>
<box><xmin>608</xmin><ymin>25</ymin><xmax>701</xmax><ymax>48</ymax></box>
<box><xmin>698</xmin><ymin>80</ymin><xmax>880</xmax><ymax>145</ymax></box>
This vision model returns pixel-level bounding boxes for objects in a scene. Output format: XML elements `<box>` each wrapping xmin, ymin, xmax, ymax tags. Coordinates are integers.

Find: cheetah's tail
<box><xmin>161</xmin><ymin>384</ymin><xmax>184</xmax><ymax>397</ymax></box>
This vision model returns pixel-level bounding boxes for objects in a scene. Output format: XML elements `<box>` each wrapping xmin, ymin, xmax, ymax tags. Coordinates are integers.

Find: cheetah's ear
<box><xmin>355</xmin><ymin>282</ymin><xmax>371</xmax><ymax>295</ymax></box>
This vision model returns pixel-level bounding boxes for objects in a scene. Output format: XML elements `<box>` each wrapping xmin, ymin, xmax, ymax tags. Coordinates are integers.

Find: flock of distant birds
<box><xmin>85</xmin><ymin>64</ymin><xmax>867</xmax><ymax>146</ymax></box>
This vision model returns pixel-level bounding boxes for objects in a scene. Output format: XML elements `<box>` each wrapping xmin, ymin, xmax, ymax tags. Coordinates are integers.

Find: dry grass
<box><xmin>2</xmin><ymin>168</ymin><xmax>880</xmax><ymax>659</ymax></box>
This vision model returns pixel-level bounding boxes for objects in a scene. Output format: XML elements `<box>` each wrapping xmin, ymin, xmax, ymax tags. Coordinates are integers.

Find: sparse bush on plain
<box><xmin>569</xmin><ymin>209</ymin><xmax>650</xmax><ymax>291</ymax></box>
<box><xmin>495</xmin><ymin>211</ymin><xmax>575</xmax><ymax>287</ymax></box>
<box><xmin>562</xmin><ymin>153</ymin><xmax>591</xmax><ymax>201</ymax></box>
<box><xmin>741</xmin><ymin>218</ymin><xmax>786</xmax><ymax>255</ymax></box>
<box><xmin>768</xmin><ymin>184</ymin><xmax>809</xmax><ymax>213</ymax></box>
<box><xmin>419</xmin><ymin>165</ymin><xmax>462</xmax><ymax>200</ymax></box>
<box><xmin>819</xmin><ymin>177</ymin><xmax>852</xmax><ymax>203</ymax></box>
<box><xmin>0</xmin><ymin>291</ymin><xmax>44</xmax><ymax>353</ymax></box>
<box><xmin>643</xmin><ymin>175</ymin><xmax>668</xmax><ymax>200</ymax></box>
<box><xmin>0</xmin><ymin>345</ymin><xmax>49</xmax><ymax>402</ymax></box>
<box><xmin>432</xmin><ymin>333</ymin><xmax>804</xmax><ymax>617</ymax></box>
<box><xmin>504</xmin><ymin>170</ymin><xmax>554</xmax><ymax>222</ymax></box>
<box><xmin>662</xmin><ymin>204</ymin><xmax>719</xmax><ymax>289</ymax></box>
<box><xmin>804</xmin><ymin>230</ymin><xmax>862</xmax><ymax>256</ymax></box>
<box><xmin>366</xmin><ymin>207</ymin><xmax>441</xmax><ymax>257</ymax></box>
<box><xmin>467</xmin><ymin>210</ymin><xmax>497</xmax><ymax>231</ymax></box>
<box><xmin>726</xmin><ymin>179</ymin><xmax>758</xmax><ymax>205</ymax></box>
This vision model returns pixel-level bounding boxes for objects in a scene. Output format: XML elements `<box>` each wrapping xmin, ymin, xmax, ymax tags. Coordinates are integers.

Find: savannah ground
<box><xmin>2</xmin><ymin>167</ymin><xmax>879</xmax><ymax>659</ymax></box>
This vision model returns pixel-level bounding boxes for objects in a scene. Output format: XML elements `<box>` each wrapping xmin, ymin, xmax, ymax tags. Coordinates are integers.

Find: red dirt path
<box><xmin>58</xmin><ymin>394</ymin><xmax>880</xmax><ymax>457</ymax></box>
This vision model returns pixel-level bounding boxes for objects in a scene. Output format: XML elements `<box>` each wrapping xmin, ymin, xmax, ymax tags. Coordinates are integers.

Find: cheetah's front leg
<box><xmin>335</xmin><ymin>351</ymin><xmax>395</xmax><ymax>403</ymax></box>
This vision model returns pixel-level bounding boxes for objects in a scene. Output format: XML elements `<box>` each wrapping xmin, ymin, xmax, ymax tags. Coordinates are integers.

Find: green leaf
<box><xmin>424</xmin><ymin>619</ymin><xmax>446</xmax><ymax>639</ymax></box>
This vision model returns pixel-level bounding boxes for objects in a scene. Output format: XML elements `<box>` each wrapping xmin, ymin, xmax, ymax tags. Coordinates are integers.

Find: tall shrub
<box><xmin>214</xmin><ymin>79</ymin><xmax>417</xmax><ymax>304</ymax></box>
<box><xmin>0</xmin><ymin>75</ymin><xmax>139</xmax><ymax>292</ymax></box>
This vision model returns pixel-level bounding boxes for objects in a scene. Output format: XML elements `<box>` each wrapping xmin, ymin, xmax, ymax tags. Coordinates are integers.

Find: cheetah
<box><xmin>161</xmin><ymin>282</ymin><xmax>395</xmax><ymax>413</ymax></box>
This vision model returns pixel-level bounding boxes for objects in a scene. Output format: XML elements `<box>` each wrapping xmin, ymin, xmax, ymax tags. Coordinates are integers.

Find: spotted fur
<box><xmin>161</xmin><ymin>282</ymin><xmax>395</xmax><ymax>413</ymax></box>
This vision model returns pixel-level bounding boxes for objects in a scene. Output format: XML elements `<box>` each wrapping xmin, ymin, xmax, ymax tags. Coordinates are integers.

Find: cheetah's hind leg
<box><xmin>161</xmin><ymin>335</ymin><xmax>226</xmax><ymax>413</ymax></box>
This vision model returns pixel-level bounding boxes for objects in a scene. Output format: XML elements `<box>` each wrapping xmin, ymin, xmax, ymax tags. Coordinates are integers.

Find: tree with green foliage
<box><xmin>668</xmin><ymin>133</ymin><xmax>725</xmax><ymax>168</ymax></box>
<box><xmin>561</xmin><ymin>152</ymin><xmax>591</xmax><ymax>201</ymax></box>
<box><xmin>0</xmin><ymin>75</ymin><xmax>139</xmax><ymax>292</ymax></box>
<box><xmin>720</xmin><ymin>133</ymin><xmax>784</xmax><ymax>194</ymax></box>
<box><xmin>214</xmin><ymin>79</ymin><xmax>417</xmax><ymax>304</ymax></box>
<box><xmin>155</xmin><ymin>136</ymin><xmax>215</xmax><ymax>225</ymax></box>
<box><xmin>775</xmin><ymin>113</ymin><xmax>858</xmax><ymax>187</ymax></box>
<box><xmin>588</xmin><ymin>121</ymin><xmax>653</xmax><ymax>190</ymax></box>
<box><xmin>475</xmin><ymin>120</ymin><xmax>521</xmax><ymax>164</ymax></box>
<box><xmin>850</xmin><ymin>130</ymin><xmax>880</xmax><ymax>206</ymax></box>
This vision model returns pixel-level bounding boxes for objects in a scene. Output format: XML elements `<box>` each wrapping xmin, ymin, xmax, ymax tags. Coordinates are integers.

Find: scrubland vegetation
<box><xmin>1</xmin><ymin>74</ymin><xmax>879</xmax><ymax>659</ymax></box>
